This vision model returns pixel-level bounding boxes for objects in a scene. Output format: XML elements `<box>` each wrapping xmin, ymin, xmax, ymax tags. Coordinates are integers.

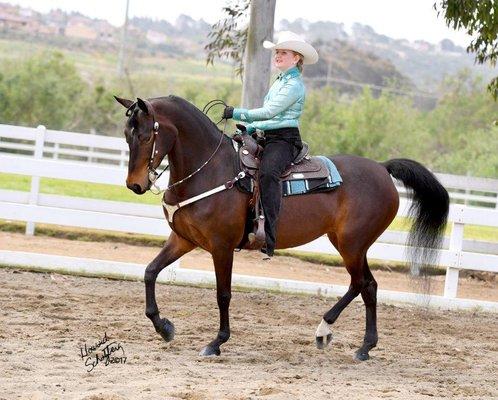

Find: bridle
<box><xmin>127</xmin><ymin>99</ymin><xmax>230</xmax><ymax>195</ymax></box>
<box><xmin>146</xmin><ymin>119</ymin><xmax>164</xmax><ymax>195</ymax></box>
<box><xmin>126</xmin><ymin>103</ymin><xmax>166</xmax><ymax>195</ymax></box>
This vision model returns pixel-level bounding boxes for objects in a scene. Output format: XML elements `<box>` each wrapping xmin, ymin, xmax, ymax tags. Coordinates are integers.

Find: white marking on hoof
<box><xmin>315</xmin><ymin>319</ymin><xmax>333</xmax><ymax>349</ymax></box>
<box><xmin>315</xmin><ymin>319</ymin><xmax>332</xmax><ymax>337</ymax></box>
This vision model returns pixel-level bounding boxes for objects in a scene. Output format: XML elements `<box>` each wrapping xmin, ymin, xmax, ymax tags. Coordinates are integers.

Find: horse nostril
<box><xmin>127</xmin><ymin>183</ymin><xmax>143</xmax><ymax>194</ymax></box>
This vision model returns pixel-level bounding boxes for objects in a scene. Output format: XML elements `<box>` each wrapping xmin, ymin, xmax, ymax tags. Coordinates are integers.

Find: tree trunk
<box><xmin>241</xmin><ymin>0</ymin><xmax>276</xmax><ymax>108</ymax></box>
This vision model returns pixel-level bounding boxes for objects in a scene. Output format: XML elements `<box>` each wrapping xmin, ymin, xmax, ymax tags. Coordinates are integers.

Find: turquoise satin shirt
<box><xmin>232</xmin><ymin>66</ymin><xmax>305</xmax><ymax>133</ymax></box>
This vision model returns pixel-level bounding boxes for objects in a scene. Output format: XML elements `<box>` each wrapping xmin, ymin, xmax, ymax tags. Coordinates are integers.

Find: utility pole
<box><xmin>241</xmin><ymin>0</ymin><xmax>276</xmax><ymax>108</ymax></box>
<box><xmin>117</xmin><ymin>0</ymin><xmax>130</xmax><ymax>77</ymax></box>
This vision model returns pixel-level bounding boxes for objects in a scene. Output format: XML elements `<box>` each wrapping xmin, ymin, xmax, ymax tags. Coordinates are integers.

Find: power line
<box><xmin>304</xmin><ymin>76</ymin><xmax>439</xmax><ymax>99</ymax></box>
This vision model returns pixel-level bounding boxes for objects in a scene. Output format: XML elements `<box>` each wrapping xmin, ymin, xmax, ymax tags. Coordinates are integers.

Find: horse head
<box><xmin>114</xmin><ymin>96</ymin><xmax>178</xmax><ymax>194</ymax></box>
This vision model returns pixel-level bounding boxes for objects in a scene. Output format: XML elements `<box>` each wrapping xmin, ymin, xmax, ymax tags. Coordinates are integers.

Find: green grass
<box><xmin>0</xmin><ymin>38</ymin><xmax>235</xmax><ymax>86</ymax></box>
<box><xmin>0</xmin><ymin>173</ymin><xmax>160</xmax><ymax>205</ymax></box>
<box><xmin>2</xmin><ymin>171</ymin><xmax>497</xmax><ymax>242</ymax></box>
<box><xmin>388</xmin><ymin>215</ymin><xmax>498</xmax><ymax>242</ymax></box>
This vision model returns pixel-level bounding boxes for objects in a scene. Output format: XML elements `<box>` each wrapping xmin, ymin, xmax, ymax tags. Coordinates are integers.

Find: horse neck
<box><xmin>159</xmin><ymin>102</ymin><xmax>235</xmax><ymax>198</ymax></box>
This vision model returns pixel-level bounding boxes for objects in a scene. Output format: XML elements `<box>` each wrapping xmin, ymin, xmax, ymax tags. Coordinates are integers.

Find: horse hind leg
<box><xmin>355</xmin><ymin>257</ymin><xmax>378</xmax><ymax>361</ymax></box>
<box><xmin>315</xmin><ymin>236</ymin><xmax>366</xmax><ymax>350</ymax></box>
<box><xmin>314</xmin><ymin>240</ymin><xmax>379</xmax><ymax>361</ymax></box>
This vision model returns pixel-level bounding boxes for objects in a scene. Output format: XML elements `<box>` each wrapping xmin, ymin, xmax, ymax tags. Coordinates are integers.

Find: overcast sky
<box><xmin>4</xmin><ymin>0</ymin><xmax>473</xmax><ymax>46</ymax></box>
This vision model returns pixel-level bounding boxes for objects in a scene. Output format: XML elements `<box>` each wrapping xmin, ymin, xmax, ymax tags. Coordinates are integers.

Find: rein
<box><xmin>147</xmin><ymin>99</ymin><xmax>230</xmax><ymax>195</ymax></box>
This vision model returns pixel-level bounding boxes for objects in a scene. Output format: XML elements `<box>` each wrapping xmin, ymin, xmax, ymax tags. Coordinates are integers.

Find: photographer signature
<box><xmin>79</xmin><ymin>332</ymin><xmax>127</xmax><ymax>372</ymax></box>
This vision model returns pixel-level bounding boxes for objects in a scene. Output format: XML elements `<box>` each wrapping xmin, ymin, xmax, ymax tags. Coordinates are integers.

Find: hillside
<box><xmin>0</xmin><ymin>1</ymin><xmax>481</xmax><ymax>97</ymax></box>
<box><xmin>280</xmin><ymin>19</ymin><xmax>496</xmax><ymax>92</ymax></box>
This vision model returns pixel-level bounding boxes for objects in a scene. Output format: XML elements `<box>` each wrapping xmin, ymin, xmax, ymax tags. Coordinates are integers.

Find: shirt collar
<box><xmin>278</xmin><ymin>66</ymin><xmax>301</xmax><ymax>80</ymax></box>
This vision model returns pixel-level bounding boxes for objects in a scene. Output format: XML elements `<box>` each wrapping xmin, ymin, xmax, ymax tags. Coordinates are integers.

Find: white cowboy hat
<box><xmin>263</xmin><ymin>31</ymin><xmax>319</xmax><ymax>65</ymax></box>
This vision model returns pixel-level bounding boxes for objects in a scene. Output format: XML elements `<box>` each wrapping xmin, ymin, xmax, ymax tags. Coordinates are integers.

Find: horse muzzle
<box><xmin>126</xmin><ymin>182</ymin><xmax>148</xmax><ymax>195</ymax></box>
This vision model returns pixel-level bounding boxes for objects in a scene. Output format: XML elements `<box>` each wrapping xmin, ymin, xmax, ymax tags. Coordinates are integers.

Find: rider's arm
<box><xmin>232</xmin><ymin>81</ymin><xmax>301</xmax><ymax>123</ymax></box>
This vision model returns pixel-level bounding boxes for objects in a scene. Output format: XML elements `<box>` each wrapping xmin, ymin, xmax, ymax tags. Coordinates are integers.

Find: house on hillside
<box><xmin>65</xmin><ymin>15</ymin><xmax>116</xmax><ymax>42</ymax></box>
<box><xmin>93</xmin><ymin>19</ymin><xmax>116</xmax><ymax>42</ymax></box>
<box><xmin>65</xmin><ymin>18</ymin><xmax>97</xmax><ymax>40</ymax></box>
<box><xmin>31</xmin><ymin>20</ymin><xmax>58</xmax><ymax>35</ymax></box>
<box><xmin>146</xmin><ymin>29</ymin><xmax>168</xmax><ymax>44</ymax></box>
<box><xmin>45</xmin><ymin>9</ymin><xmax>68</xmax><ymax>35</ymax></box>
<box><xmin>0</xmin><ymin>11</ymin><xmax>29</xmax><ymax>30</ymax></box>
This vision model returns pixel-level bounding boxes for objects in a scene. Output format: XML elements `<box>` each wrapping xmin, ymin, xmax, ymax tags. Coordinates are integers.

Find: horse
<box><xmin>114</xmin><ymin>95</ymin><xmax>449</xmax><ymax>360</ymax></box>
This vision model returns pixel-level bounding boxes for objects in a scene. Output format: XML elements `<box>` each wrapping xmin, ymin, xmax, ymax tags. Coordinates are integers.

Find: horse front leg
<box><xmin>145</xmin><ymin>232</ymin><xmax>195</xmax><ymax>342</ymax></box>
<box><xmin>199</xmin><ymin>249</ymin><xmax>234</xmax><ymax>356</ymax></box>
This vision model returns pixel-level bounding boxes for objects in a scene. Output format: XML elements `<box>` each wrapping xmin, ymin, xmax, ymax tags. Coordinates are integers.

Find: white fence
<box><xmin>0</xmin><ymin>124</ymin><xmax>497</xmax><ymax>311</ymax></box>
<box><xmin>2</xmin><ymin>123</ymin><xmax>497</xmax><ymax>208</ymax></box>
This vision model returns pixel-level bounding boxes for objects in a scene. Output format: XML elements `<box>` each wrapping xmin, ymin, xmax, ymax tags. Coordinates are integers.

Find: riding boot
<box><xmin>259</xmin><ymin>132</ymin><xmax>300</xmax><ymax>257</ymax></box>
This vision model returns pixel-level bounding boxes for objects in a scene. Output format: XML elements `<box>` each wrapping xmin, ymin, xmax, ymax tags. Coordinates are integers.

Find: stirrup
<box><xmin>260</xmin><ymin>246</ymin><xmax>272</xmax><ymax>261</ymax></box>
<box><xmin>247</xmin><ymin>202</ymin><xmax>266</xmax><ymax>250</ymax></box>
<box><xmin>248</xmin><ymin>216</ymin><xmax>265</xmax><ymax>246</ymax></box>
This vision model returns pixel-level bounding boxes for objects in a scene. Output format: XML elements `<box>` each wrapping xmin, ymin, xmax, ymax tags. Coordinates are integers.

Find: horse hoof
<box><xmin>315</xmin><ymin>319</ymin><xmax>332</xmax><ymax>349</ymax></box>
<box><xmin>315</xmin><ymin>333</ymin><xmax>332</xmax><ymax>350</ymax></box>
<box><xmin>199</xmin><ymin>345</ymin><xmax>221</xmax><ymax>357</ymax></box>
<box><xmin>156</xmin><ymin>318</ymin><xmax>175</xmax><ymax>342</ymax></box>
<box><xmin>354</xmin><ymin>351</ymin><xmax>370</xmax><ymax>361</ymax></box>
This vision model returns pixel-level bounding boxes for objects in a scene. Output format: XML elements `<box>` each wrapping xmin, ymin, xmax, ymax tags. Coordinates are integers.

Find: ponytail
<box><xmin>293</xmin><ymin>51</ymin><xmax>304</xmax><ymax>72</ymax></box>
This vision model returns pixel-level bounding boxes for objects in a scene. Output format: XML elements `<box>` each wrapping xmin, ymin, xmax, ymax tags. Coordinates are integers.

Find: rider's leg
<box><xmin>259</xmin><ymin>138</ymin><xmax>295</xmax><ymax>256</ymax></box>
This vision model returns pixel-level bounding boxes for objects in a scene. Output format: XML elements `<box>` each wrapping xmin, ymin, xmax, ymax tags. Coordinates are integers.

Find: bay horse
<box><xmin>114</xmin><ymin>95</ymin><xmax>449</xmax><ymax>361</ymax></box>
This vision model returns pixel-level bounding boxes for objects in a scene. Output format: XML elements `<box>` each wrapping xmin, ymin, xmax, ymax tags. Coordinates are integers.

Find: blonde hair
<box><xmin>293</xmin><ymin>51</ymin><xmax>304</xmax><ymax>72</ymax></box>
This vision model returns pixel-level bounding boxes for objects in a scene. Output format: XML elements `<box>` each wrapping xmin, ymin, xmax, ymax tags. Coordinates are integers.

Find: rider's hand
<box><xmin>236</xmin><ymin>123</ymin><xmax>246</xmax><ymax>132</ymax></box>
<box><xmin>222</xmin><ymin>106</ymin><xmax>234</xmax><ymax>120</ymax></box>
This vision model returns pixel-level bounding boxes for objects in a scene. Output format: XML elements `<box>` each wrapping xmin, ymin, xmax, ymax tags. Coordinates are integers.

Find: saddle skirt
<box><xmin>234</xmin><ymin>133</ymin><xmax>328</xmax><ymax>182</ymax></box>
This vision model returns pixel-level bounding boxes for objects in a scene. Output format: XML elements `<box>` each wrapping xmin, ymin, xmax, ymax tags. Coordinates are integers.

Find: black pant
<box><xmin>259</xmin><ymin>127</ymin><xmax>302</xmax><ymax>255</ymax></box>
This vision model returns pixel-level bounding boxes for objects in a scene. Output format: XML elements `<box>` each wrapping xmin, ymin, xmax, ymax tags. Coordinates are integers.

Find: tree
<box><xmin>0</xmin><ymin>52</ymin><xmax>84</xmax><ymax>129</ymax></box>
<box><xmin>205</xmin><ymin>0</ymin><xmax>250</xmax><ymax>78</ymax></box>
<box><xmin>435</xmin><ymin>1</ymin><xmax>498</xmax><ymax>99</ymax></box>
<box><xmin>205</xmin><ymin>0</ymin><xmax>276</xmax><ymax>107</ymax></box>
<box><xmin>241</xmin><ymin>0</ymin><xmax>276</xmax><ymax>108</ymax></box>
<box><xmin>0</xmin><ymin>52</ymin><xmax>122</xmax><ymax>135</ymax></box>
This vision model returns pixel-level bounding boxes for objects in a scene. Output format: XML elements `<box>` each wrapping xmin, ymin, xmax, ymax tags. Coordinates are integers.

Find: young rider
<box><xmin>223</xmin><ymin>31</ymin><xmax>319</xmax><ymax>258</ymax></box>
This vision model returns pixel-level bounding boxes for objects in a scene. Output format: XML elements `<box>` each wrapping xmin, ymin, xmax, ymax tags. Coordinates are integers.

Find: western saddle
<box><xmin>233</xmin><ymin>132</ymin><xmax>330</xmax><ymax>250</ymax></box>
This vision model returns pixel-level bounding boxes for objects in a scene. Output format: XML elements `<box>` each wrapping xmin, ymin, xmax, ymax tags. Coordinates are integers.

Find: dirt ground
<box><xmin>0</xmin><ymin>231</ymin><xmax>496</xmax><ymax>302</ymax></box>
<box><xmin>0</xmin><ymin>232</ymin><xmax>498</xmax><ymax>399</ymax></box>
<box><xmin>0</xmin><ymin>266</ymin><xmax>497</xmax><ymax>400</ymax></box>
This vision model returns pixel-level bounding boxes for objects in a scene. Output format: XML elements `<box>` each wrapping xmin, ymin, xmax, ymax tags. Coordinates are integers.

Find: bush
<box><xmin>0</xmin><ymin>52</ymin><xmax>495</xmax><ymax>178</ymax></box>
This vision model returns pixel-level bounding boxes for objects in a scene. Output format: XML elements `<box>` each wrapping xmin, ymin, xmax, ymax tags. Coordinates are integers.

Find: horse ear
<box><xmin>136</xmin><ymin>98</ymin><xmax>150</xmax><ymax>115</ymax></box>
<box><xmin>114</xmin><ymin>96</ymin><xmax>134</xmax><ymax>109</ymax></box>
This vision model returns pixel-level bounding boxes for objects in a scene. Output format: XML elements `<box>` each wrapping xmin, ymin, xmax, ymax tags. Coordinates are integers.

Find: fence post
<box><xmin>444</xmin><ymin>209</ymin><xmax>464</xmax><ymax>298</ymax></box>
<box><xmin>120</xmin><ymin>150</ymin><xmax>127</xmax><ymax>168</ymax></box>
<box><xmin>25</xmin><ymin>125</ymin><xmax>46</xmax><ymax>235</ymax></box>
<box><xmin>464</xmin><ymin>171</ymin><xmax>470</xmax><ymax>206</ymax></box>
<box><xmin>53</xmin><ymin>142</ymin><xmax>59</xmax><ymax>160</ymax></box>
<box><xmin>89</xmin><ymin>128</ymin><xmax>96</xmax><ymax>163</ymax></box>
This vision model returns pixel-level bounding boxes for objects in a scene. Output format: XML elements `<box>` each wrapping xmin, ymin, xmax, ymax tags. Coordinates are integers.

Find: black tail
<box><xmin>383</xmin><ymin>158</ymin><xmax>449</xmax><ymax>274</ymax></box>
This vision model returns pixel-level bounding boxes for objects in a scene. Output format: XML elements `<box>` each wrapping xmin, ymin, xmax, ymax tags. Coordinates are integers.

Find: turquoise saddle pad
<box><xmin>282</xmin><ymin>156</ymin><xmax>342</xmax><ymax>197</ymax></box>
